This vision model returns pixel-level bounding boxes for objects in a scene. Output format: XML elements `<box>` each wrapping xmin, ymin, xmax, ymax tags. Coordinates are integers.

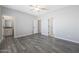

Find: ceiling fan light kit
<box><xmin>29</xmin><ymin>5</ymin><xmax>48</xmax><ymax>12</ymax></box>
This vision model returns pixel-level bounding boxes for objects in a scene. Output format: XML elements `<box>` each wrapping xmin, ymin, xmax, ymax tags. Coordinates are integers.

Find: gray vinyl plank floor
<box><xmin>0</xmin><ymin>34</ymin><xmax>79</xmax><ymax>53</ymax></box>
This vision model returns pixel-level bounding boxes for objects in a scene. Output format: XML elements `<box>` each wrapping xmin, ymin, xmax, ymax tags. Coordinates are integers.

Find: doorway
<box><xmin>48</xmin><ymin>17</ymin><xmax>53</xmax><ymax>37</ymax></box>
<box><xmin>33</xmin><ymin>17</ymin><xmax>41</xmax><ymax>34</ymax></box>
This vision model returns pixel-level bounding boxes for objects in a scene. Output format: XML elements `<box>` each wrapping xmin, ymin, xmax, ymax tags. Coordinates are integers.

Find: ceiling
<box><xmin>2</xmin><ymin>5</ymin><xmax>69</xmax><ymax>16</ymax></box>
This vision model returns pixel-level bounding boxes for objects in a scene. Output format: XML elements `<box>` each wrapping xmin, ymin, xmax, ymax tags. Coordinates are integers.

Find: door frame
<box><xmin>48</xmin><ymin>17</ymin><xmax>53</xmax><ymax>37</ymax></box>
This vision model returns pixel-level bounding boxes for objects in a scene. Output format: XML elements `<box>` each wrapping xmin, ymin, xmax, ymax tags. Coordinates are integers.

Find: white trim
<box><xmin>41</xmin><ymin>33</ymin><xmax>79</xmax><ymax>44</ymax></box>
<box><xmin>55</xmin><ymin>36</ymin><xmax>79</xmax><ymax>44</ymax></box>
<box><xmin>41</xmin><ymin>33</ymin><xmax>48</xmax><ymax>36</ymax></box>
<box><xmin>14</xmin><ymin>33</ymin><xmax>33</xmax><ymax>38</ymax></box>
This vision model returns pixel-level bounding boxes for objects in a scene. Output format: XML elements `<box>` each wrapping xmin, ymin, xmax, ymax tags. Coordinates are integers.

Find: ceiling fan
<box><xmin>29</xmin><ymin>5</ymin><xmax>48</xmax><ymax>12</ymax></box>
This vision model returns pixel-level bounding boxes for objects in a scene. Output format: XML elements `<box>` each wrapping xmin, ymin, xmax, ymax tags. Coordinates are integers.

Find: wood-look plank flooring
<box><xmin>0</xmin><ymin>34</ymin><xmax>79</xmax><ymax>53</ymax></box>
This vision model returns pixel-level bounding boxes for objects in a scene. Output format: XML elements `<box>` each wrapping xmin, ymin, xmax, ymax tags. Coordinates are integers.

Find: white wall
<box><xmin>1</xmin><ymin>6</ymin><xmax>36</xmax><ymax>38</ymax></box>
<box><xmin>41</xmin><ymin>6</ymin><xmax>79</xmax><ymax>43</ymax></box>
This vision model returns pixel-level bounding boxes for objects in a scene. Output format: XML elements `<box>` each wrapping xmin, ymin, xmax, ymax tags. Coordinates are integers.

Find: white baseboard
<box><xmin>14</xmin><ymin>33</ymin><xmax>33</xmax><ymax>38</ymax></box>
<box><xmin>41</xmin><ymin>33</ymin><xmax>48</xmax><ymax>36</ymax></box>
<box><xmin>41</xmin><ymin>33</ymin><xmax>79</xmax><ymax>44</ymax></box>
<box><xmin>55</xmin><ymin>36</ymin><xmax>79</xmax><ymax>44</ymax></box>
<box><xmin>14</xmin><ymin>33</ymin><xmax>79</xmax><ymax>44</ymax></box>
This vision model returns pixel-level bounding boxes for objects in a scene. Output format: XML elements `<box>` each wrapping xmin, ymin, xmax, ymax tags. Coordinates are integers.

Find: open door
<box><xmin>48</xmin><ymin>17</ymin><xmax>53</xmax><ymax>37</ymax></box>
<box><xmin>32</xmin><ymin>17</ymin><xmax>41</xmax><ymax>34</ymax></box>
<box><xmin>33</xmin><ymin>19</ymin><xmax>38</xmax><ymax>34</ymax></box>
<box><xmin>38</xmin><ymin>17</ymin><xmax>41</xmax><ymax>34</ymax></box>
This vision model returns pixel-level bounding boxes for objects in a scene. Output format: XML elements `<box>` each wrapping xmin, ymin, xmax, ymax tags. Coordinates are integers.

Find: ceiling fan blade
<box><xmin>29</xmin><ymin>5</ymin><xmax>39</xmax><ymax>8</ymax></box>
<box><xmin>40</xmin><ymin>8</ymin><xmax>48</xmax><ymax>10</ymax></box>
